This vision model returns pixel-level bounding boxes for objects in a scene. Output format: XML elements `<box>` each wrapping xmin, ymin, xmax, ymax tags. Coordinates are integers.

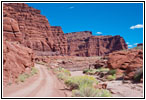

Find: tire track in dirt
<box><xmin>4</xmin><ymin>64</ymin><xmax>66</xmax><ymax>97</ymax></box>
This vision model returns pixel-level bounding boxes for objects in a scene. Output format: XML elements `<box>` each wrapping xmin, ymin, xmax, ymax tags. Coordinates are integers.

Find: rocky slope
<box><xmin>65</xmin><ymin>31</ymin><xmax>128</xmax><ymax>56</ymax></box>
<box><xmin>3</xmin><ymin>41</ymin><xmax>34</xmax><ymax>86</ymax></box>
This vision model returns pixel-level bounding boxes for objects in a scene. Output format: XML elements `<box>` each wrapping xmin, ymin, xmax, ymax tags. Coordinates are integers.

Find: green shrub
<box><xmin>54</xmin><ymin>67</ymin><xmax>71</xmax><ymax>81</ymax></box>
<box><xmin>99</xmin><ymin>89</ymin><xmax>112</xmax><ymax>97</ymax></box>
<box><xmin>72</xmin><ymin>86</ymin><xmax>111</xmax><ymax>97</ymax></box>
<box><xmin>108</xmin><ymin>69</ymin><xmax>116</xmax><ymax>75</ymax></box>
<box><xmin>84</xmin><ymin>69</ymin><xmax>97</xmax><ymax>75</ymax></box>
<box><xmin>62</xmin><ymin>68</ymin><xmax>71</xmax><ymax>76</ymax></box>
<box><xmin>65</xmin><ymin>75</ymin><xmax>98</xmax><ymax>90</ymax></box>
<box><xmin>57</xmin><ymin>72</ymin><xmax>68</xmax><ymax>80</ymax></box>
<box><xmin>36</xmin><ymin>61</ymin><xmax>47</xmax><ymax>65</ymax></box>
<box><xmin>98</xmin><ymin>68</ymin><xmax>110</xmax><ymax>72</ymax></box>
<box><xmin>47</xmin><ymin>67</ymin><xmax>50</xmax><ymax>70</ymax></box>
<box><xmin>31</xmin><ymin>67</ymin><xmax>38</xmax><ymax>76</ymax></box>
<box><xmin>83</xmin><ymin>69</ymin><xmax>90</xmax><ymax>74</ymax></box>
<box><xmin>54</xmin><ymin>67</ymin><xmax>71</xmax><ymax>76</ymax></box>
<box><xmin>18</xmin><ymin>73</ymin><xmax>30</xmax><ymax>82</ymax></box>
<box><xmin>106</xmin><ymin>74</ymin><xmax>116</xmax><ymax>81</ymax></box>
<box><xmin>17</xmin><ymin>67</ymin><xmax>38</xmax><ymax>82</ymax></box>
<box><xmin>83</xmin><ymin>68</ymin><xmax>109</xmax><ymax>75</ymax></box>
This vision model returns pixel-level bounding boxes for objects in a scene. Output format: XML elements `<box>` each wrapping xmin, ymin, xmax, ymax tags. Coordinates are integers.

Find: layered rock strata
<box><xmin>65</xmin><ymin>31</ymin><xmax>128</xmax><ymax>56</ymax></box>
<box><xmin>3</xmin><ymin>3</ymin><xmax>68</xmax><ymax>55</ymax></box>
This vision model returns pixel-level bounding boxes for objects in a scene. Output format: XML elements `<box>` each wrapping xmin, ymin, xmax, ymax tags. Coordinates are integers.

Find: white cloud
<box><xmin>126</xmin><ymin>42</ymin><xmax>129</xmax><ymax>44</ymax></box>
<box><xmin>128</xmin><ymin>45</ymin><xmax>133</xmax><ymax>48</ymax></box>
<box><xmin>69</xmin><ymin>6</ymin><xmax>74</xmax><ymax>9</ymax></box>
<box><xmin>130</xmin><ymin>24</ymin><xmax>143</xmax><ymax>29</ymax></box>
<box><xmin>96</xmin><ymin>32</ymin><xmax>102</xmax><ymax>35</ymax></box>
<box><xmin>134</xmin><ymin>43</ymin><xmax>138</xmax><ymax>45</ymax></box>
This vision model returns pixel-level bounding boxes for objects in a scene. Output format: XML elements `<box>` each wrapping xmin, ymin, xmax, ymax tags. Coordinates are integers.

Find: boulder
<box><xmin>107</xmin><ymin>49</ymin><xmax>143</xmax><ymax>81</ymax></box>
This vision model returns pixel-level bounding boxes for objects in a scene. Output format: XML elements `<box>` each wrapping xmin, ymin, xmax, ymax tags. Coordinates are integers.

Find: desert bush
<box><xmin>65</xmin><ymin>75</ymin><xmax>98</xmax><ymax>90</ymax></box>
<box><xmin>57</xmin><ymin>73</ymin><xmax>67</xmax><ymax>80</ymax></box>
<box><xmin>47</xmin><ymin>67</ymin><xmax>50</xmax><ymax>70</ymax></box>
<box><xmin>72</xmin><ymin>86</ymin><xmax>111</xmax><ymax>97</ymax></box>
<box><xmin>55</xmin><ymin>67</ymin><xmax>71</xmax><ymax>76</ymax></box>
<box><xmin>62</xmin><ymin>68</ymin><xmax>71</xmax><ymax>76</ymax></box>
<box><xmin>106</xmin><ymin>74</ymin><xmax>116</xmax><ymax>81</ymax></box>
<box><xmin>18</xmin><ymin>73</ymin><xmax>30</xmax><ymax>82</ymax></box>
<box><xmin>36</xmin><ymin>61</ymin><xmax>47</xmax><ymax>65</ymax></box>
<box><xmin>98</xmin><ymin>68</ymin><xmax>110</xmax><ymax>72</ymax></box>
<box><xmin>17</xmin><ymin>67</ymin><xmax>38</xmax><ymax>82</ymax></box>
<box><xmin>83</xmin><ymin>68</ymin><xmax>109</xmax><ymax>75</ymax></box>
<box><xmin>99</xmin><ymin>89</ymin><xmax>112</xmax><ymax>97</ymax></box>
<box><xmin>83</xmin><ymin>69</ymin><xmax>90</xmax><ymax>74</ymax></box>
<box><xmin>31</xmin><ymin>67</ymin><xmax>38</xmax><ymax>75</ymax></box>
<box><xmin>86</xmin><ymin>69</ymin><xmax>97</xmax><ymax>75</ymax></box>
<box><xmin>108</xmin><ymin>69</ymin><xmax>116</xmax><ymax>75</ymax></box>
<box><xmin>54</xmin><ymin>67</ymin><xmax>71</xmax><ymax>80</ymax></box>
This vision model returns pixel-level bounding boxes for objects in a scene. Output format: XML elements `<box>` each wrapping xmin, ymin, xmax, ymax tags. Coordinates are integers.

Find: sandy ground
<box><xmin>70</xmin><ymin>71</ymin><xmax>84</xmax><ymax>76</ymax></box>
<box><xmin>106</xmin><ymin>81</ymin><xmax>143</xmax><ymax>97</ymax></box>
<box><xmin>3</xmin><ymin>64</ymin><xmax>66</xmax><ymax>97</ymax></box>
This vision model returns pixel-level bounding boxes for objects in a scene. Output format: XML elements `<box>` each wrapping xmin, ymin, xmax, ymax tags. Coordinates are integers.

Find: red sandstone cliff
<box><xmin>3</xmin><ymin>3</ymin><xmax>128</xmax><ymax>57</ymax></box>
<box><xmin>65</xmin><ymin>31</ymin><xmax>128</xmax><ymax>56</ymax></box>
<box><xmin>3</xmin><ymin>16</ymin><xmax>34</xmax><ymax>86</ymax></box>
<box><xmin>3</xmin><ymin>3</ymin><xmax>68</xmax><ymax>56</ymax></box>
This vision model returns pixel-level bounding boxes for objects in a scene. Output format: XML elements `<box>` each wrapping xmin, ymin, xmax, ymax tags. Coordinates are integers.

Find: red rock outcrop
<box><xmin>65</xmin><ymin>31</ymin><xmax>92</xmax><ymax>56</ymax></box>
<box><xmin>107</xmin><ymin>49</ymin><xmax>143</xmax><ymax>80</ymax></box>
<box><xmin>3</xmin><ymin>41</ymin><xmax>34</xmax><ymax>86</ymax></box>
<box><xmin>3</xmin><ymin>17</ymin><xmax>23</xmax><ymax>42</ymax></box>
<box><xmin>65</xmin><ymin>31</ymin><xmax>128</xmax><ymax>56</ymax></box>
<box><xmin>137</xmin><ymin>43</ymin><xmax>143</xmax><ymax>47</ymax></box>
<box><xmin>3</xmin><ymin>3</ymin><xmax>67</xmax><ymax>55</ymax></box>
<box><xmin>50</xmin><ymin>26</ymin><xmax>68</xmax><ymax>55</ymax></box>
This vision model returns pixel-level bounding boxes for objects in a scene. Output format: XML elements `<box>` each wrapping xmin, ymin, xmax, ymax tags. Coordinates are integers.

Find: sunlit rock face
<box><xmin>65</xmin><ymin>31</ymin><xmax>128</xmax><ymax>56</ymax></box>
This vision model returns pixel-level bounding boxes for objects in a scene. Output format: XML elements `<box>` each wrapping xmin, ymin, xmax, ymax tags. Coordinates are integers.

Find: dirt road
<box><xmin>3</xmin><ymin>64</ymin><xmax>66</xmax><ymax>97</ymax></box>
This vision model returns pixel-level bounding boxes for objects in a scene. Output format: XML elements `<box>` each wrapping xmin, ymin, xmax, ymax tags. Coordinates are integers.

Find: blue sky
<box><xmin>27</xmin><ymin>3</ymin><xmax>143</xmax><ymax>48</ymax></box>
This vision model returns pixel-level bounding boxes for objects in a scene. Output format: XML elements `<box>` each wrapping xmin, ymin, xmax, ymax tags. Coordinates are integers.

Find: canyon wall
<box><xmin>3</xmin><ymin>3</ymin><xmax>68</xmax><ymax>56</ymax></box>
<box><xmin>65</xmin><ymin>31</ymin><xmax>128</xmax><ymax>56</ymax></box>
<box><xmin>3</xmin><ymin>3</ymin><xmax>127</xmax><ymax>57</ymax></box>
<box><xmin>3</xmin><ymin>15</ymin><xmax>34</xmax><ymax>86</ymax></box>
